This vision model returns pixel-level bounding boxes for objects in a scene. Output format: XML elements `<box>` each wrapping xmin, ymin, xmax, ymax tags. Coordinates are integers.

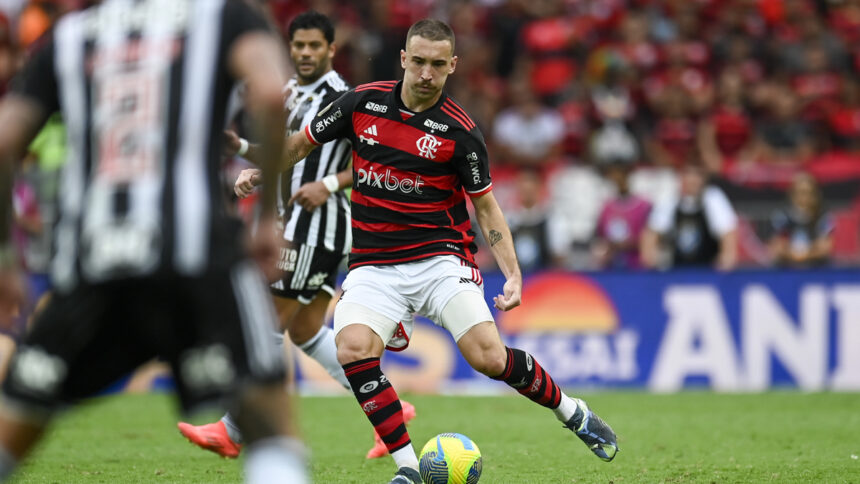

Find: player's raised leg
<box><xmin>335</xmin><ymin>307</ymin><xmax>420</xmax><ymax>484</ymax></box>
<box><xmin>455</xmin><ymin>318</ymin><xmax>618</xmax><ymax>462</ymax></box>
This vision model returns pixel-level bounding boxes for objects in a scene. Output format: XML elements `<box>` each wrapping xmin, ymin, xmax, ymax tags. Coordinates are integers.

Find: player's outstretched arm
<box><xmin>223</xmin><ymin>129</ymin><xmax>256</xmax><ymax>161</ymax></box>
<box><xmin>232</xmin><ymin>133</ymin><xmax>331</xmax><ymax>202</ymax></box>
<box><xmin>280</xmin><ymin>130</ymin><xmax>318</xmax><ymax>173</ymax></box>
<box><xmin>223</xmin><ymin>118</ymin><xmax>320</xmax><ymax>172</ymax></box>
<box><xmin>471</xmin><ymin>191</ymin><xmax>522</xmax><ymax>311</ymax></box>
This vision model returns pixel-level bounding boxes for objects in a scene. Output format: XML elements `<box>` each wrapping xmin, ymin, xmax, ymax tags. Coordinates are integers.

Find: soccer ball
<box><xmin>419</xmin><ymin>433</ymin><xmax>482</xmax><ymax>484</ymax></box>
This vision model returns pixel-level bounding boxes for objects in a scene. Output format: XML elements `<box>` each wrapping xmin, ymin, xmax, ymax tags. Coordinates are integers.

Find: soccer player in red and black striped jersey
<box><xmin>256</xmin><ymin>19</ymin><xmax>619</xmax><ymax>483</ymax></box>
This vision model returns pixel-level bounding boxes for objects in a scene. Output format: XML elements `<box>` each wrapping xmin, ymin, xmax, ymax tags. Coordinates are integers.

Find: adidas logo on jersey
<box><xmin>359</xmin><ymin>125</ymin><xmax>379</xmax><ymax>145</ymax></box>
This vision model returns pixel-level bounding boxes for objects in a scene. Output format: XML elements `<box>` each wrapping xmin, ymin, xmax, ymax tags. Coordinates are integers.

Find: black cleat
<box><xmin>388</xmin><ymin>466</ymin><xmax>422</xmax><ymax>483</ymax></box>
<box><xmin>564</xmin><ymin>398</ymin><xmax>619</xmax><ymax>462</ymax></box>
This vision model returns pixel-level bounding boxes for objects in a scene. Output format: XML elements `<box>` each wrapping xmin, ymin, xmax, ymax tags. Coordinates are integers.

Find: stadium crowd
<box><xmin>4</xmin><ymin>0</ymin><xmax>860</xmax><ymax>277</ymax></box>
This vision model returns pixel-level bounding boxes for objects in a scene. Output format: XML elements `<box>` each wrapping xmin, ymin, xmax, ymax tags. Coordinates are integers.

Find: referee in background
<box><xmin>0</xmin><ymin>1</ymin><xmax>306</xmax><ymax>482</ymax></box>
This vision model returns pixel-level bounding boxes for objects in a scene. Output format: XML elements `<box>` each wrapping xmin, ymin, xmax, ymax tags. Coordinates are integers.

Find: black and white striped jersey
<box><xmin>10</xmin><ymin>0</ymin><xmax>270</xmax><ymax>292</ymax></box>
<box><xmin>279</xmin><ymin>70</ymin><xmax>352</xmax><ymax>254</ymax></box>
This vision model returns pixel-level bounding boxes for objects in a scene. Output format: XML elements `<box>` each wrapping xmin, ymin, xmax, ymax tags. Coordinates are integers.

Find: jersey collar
<box><xmin>392</xmin><ymin>80</ymin><xmax>448</xmax><ymax>119</ymax></box>
<box><xmin>291</xmin><ymin>70</ymin><xmax>338</xmax><ymax>93</ymax></box>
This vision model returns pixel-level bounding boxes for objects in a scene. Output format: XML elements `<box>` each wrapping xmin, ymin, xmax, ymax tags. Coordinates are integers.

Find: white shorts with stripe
<box><xmin>333</xmin><ymin>255</ymin><xmax>494</xmax><ymax>350</ymax></box>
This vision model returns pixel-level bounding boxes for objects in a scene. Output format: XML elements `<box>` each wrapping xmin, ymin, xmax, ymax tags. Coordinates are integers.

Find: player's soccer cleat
<box><xmin>366</xmin><ymin>400</ymin><xmax>417</xmax><ymax>459</ymax></box>
<box><xmin>388</xmin><ymin>466</ymin><xmax>421</xmax><ymax>484</ymax></box>
<box><xmin>177</xmin><ymin>421</ymin><xmax>242</xmax><ymax>458</ymax></box>
<box><xmin>564</xmin><ymin>398</ymin><xmax>618</xmax><ymax>462</ymax></box>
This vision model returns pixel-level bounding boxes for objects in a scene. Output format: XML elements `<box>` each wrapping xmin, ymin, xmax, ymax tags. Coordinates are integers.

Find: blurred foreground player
<box><xmin>240</xmin><ymin>18</ymin><xmax>619</xmax><ymax>484</ymax></box>
<box><xmin>0</xmin><ymin>1</ymin><xmax>306</xmax><ymax>482</ymax></box>
<box><xmin>178</xmin><ymin>10</ymin><xmax>415</xmax><ymax>460</ymax></box>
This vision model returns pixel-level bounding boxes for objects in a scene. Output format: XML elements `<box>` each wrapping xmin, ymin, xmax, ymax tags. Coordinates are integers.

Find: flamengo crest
<box><xmin>416</xmin><ymin>133</ymin><xmax>441</xmax><ymax>159</ymax></box>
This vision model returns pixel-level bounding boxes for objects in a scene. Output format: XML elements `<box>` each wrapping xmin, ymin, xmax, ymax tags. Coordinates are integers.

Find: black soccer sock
<box><xmin>342</xmin><ymin>358</ymin><xmax>411</xmax><ymax>453</ymax></box>
<box><xmin>491</xmin><ymin>347</ymin><xmax>562</xmax><ymax>409</ymax></box>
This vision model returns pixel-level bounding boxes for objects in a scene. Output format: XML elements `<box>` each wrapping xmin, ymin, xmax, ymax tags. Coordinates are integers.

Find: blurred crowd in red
<box><xmin>3</xmin><ymin>0</ymin><xmax>859</xmax><ymax>273</ymax></box>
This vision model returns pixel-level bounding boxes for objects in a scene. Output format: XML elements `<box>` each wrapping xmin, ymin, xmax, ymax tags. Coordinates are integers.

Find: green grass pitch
<box><xmin>10</xmin><ymin>391</ymin><xmax>860</xmax><ymax>483</ymax></box>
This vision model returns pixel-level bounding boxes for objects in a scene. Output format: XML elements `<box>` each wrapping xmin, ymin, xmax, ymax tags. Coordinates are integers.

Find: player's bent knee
<box><xmin>285</xmin><ymin>323</ymin><xmax>320</xmax><ymax>346</ymax></box>
<box><xmin>461</xmin><ymin>339</ymin><xmax>507</xmax><ymax>376</ymax></box>
<box><xmin>336</xmin><ymin>345</ymin><xmax>367</xmax><ymax>366</ymax></box>
<box><xmin>283</xmin><ymin>295</ymin><xmax>329</xmax><ymax>346</ymax></box>
<box><xmin>472</xmin><ymin>349</ymin><xmax>507</xmax><ymax>377</ymax></box>
<box><xmin>458</xmin><ymin>321</ymin><xmax>507</xmax><ymax>376</ymax></box>
<box><xmin>334</xmin><ymin>324</ymin><xmax>380</xmax><ymax>365</ymax></box>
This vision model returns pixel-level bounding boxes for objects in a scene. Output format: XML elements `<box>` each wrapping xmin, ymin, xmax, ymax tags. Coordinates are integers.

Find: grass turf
<box><xmin>10</xmin><ymin>391</ymin><xmax>860</xmax><ymax>483</ymax></box>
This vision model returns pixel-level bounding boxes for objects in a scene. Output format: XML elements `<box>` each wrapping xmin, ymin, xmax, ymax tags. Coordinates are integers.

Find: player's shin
<box><xmin>343</xmin><ymin>358</ymin><xmax>418</xmax><ymax>469</ymax></box>
<box><xmin>490</xmin><ymin>347</ymin><xmax>577</xmax><ymax>420</ymax></box>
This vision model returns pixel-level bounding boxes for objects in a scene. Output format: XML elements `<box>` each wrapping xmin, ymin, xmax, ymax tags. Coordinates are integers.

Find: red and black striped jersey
<box><xmin>305</xmin><ymin>80</ymin><xmax>493</xmax><ymax>269</ymax></box>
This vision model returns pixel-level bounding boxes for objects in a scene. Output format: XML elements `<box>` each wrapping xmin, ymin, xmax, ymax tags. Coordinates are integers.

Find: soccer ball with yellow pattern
<box><xmin>419</xmin><ymin>433</ymin><xmax>482</xmax><ymax>484</ymax></box>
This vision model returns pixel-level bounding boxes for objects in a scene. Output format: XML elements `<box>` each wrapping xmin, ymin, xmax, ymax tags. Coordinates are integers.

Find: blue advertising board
<box><xmin>294</xmin><ymin>269</ymin><xmax>860</xmax><ymax>393</ymax></box>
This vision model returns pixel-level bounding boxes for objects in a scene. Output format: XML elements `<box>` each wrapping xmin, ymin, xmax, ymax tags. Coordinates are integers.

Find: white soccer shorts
<box><xmin>333</xmin><ymin>255</ymin><xmax>494</xmax><ymax>350</ymax></box>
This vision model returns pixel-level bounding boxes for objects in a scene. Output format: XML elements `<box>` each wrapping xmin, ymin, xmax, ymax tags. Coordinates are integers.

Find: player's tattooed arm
<box><xmin>281</xmin><ymin>130</ymin><xmax>318</xmax><ymax>171</ymax></box>
<box><xmin>471</xmin><ymin>191</ymin><xmax>522</xmax><ymax>311</ymax></box>
<box><xmin>236</xmin><ymin>130</ymin><xmax>317</xmax><ymax>196</ymax></box>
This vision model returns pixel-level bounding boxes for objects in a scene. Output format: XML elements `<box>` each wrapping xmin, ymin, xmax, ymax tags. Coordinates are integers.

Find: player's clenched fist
<box><xmin>493</xmin><ymin>278</ymin><xmax>522</xmax><ymax>311</ymax></box>
<box><xmin>234</xmin><ymin>168</ymin><xmax>262</xmax><ymax>198</ymax></box>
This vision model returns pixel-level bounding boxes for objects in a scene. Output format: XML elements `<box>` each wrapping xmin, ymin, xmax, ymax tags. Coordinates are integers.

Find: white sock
<box><xmin>272</xmin><ymin>331</ymin><xmax>285</xmax><ymax>348</ymax></box>
<box><xmin>0</xmin><ymin>446</ymin><xmax>17</xmax><ymax>481</ymax></box>
<box><xmin>221</xmin><ymin>413</ymin><xmax>244</xmax><ymax>445</ymax></box>
<box><xmin>298</xmin><ymin>326</ymin><xmax>351</xmax><ymax>390</ymax></box>
<box><xmin>553</xmin><ymin>394</ymin><xmax>580</xmax><ymax>423</ymax></box>
<box><xmin>391</xmin><ymin>443</ymin><xmax>419</xmax><ymax>470</ymax></box>
<box><xmin>244</xmin><ymin>437</ymin><xmax>308</xmax><ymax>484</ymax></box>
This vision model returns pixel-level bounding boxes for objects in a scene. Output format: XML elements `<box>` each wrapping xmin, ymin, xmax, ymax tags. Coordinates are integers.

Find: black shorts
<box><xmin>269</xmin><ymin>240</ymin><xmax>344</xmax><ymax>303</ymax></box>
<box><xmin>2</xmin><ymin>260</ymin><xmax>285</xmax><ymax>419</ymax></box>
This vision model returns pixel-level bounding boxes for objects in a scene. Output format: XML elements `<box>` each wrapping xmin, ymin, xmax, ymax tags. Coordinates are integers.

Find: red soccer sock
<box><xmin>343</xmin><ymin>358</ymin><xmax>411</xmax><ymax>453</ymax></box>
<box><xmin>492</xmin><ymin>347</ymin><xmax>563</xmax><ymax>409</ymax></box>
